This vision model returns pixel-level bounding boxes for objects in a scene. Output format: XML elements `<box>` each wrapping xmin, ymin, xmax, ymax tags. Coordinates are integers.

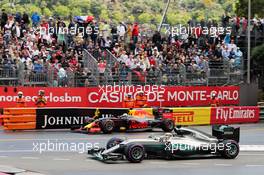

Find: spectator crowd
<box><xmin>0</xmin><ymin>10</ymin><xmax>262</xmax><ymax>87</ymax></box>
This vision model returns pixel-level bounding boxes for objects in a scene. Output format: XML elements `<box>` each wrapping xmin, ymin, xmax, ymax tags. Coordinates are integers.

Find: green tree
<box><xmin>112</xmin><ymin>11</ymin><xmax>124</xmax><ymax>22</ymax></box>
<box><xmin>138</xmin><ymin>13</ymin><xmax>152</xmax><ymax>24</ymax></box>
<box><xmin>236</xmin><ymin>0</ymin><xmax>264</xmax><ymax>17</ymax></box>
<box><xmin>0</xmin><ymin>0</ymin><xmax>238</xmax><ymax>22</ymax></box>
<box><xmin>24</xmin><ymin>4</ymin><xmax>41</xmax><ymax>15</ymax></box>
<box><xmin>252</xmin><ymin>44</ymin><xmax>264</xmax><ymax>66</ymax></box>
<box><xmin>14</xmin><ymin>5</ymin><xmax>26</xmax><ymax>13</ymax></box>
<box><xmin>100</xmin><ymin>9</ymin><xmax>109</xmax><ymax>21</ymax></box>
<box><xmin>71</xmin><ymin>8</ymin><xmax>83</xmax><ymax>16</ymax></box>
<box><xmin>90</xmin><ymin>0</ymin><xmax>102</xmax><ymax>18</ymax></box>
<box><xmin>153</xmin><ymin>14</ymin><xmax>162</xmax><ymax>25</ymax></box>
<box><xmin>127</xmin><ymin>15</ymin><xmax>135</xmax><ymax>23</ymax></box>
<box><xmin>68</xmin><ymin>0</ymin><xmax>91</xmax><ymax>15</ymax></box>
<box><xmin>53</xmin><ymin>5</ymin><xmax>70</xmax><ymax>17</ymax></box>
<box><xmin>43</xmin><ymin>7</ymin><xmax>52</xmax><ymax>17</ymax></box>
<box><xmin>167</xmin><ymin>12</ymin><xmax>191</xmax><ymax>25</ymax></box>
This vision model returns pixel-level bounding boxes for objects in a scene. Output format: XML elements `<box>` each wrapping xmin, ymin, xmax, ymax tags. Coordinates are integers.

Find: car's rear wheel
<box><xmin>125</xmin><ymin>144</ymin><xmax>145</xmax><ymax>163</ymax></box>
<box><xmin>219</xmin><ymin>140</ymin><xmax>239</xmax><ymax>159</ymax></box>
<box><xmin>100</xmin><ymin>119</ymin><xmax>115</xmax><ymax>134</ymax></box>
<box><xmin>106</xmin><ymin>137</ymin><xmax>124</xmax><ymax>149</ymax></box>
<box><xmin>162</xmin><ymin>119</ymin><xmax>175</xmax><ymax>132</ymax></box>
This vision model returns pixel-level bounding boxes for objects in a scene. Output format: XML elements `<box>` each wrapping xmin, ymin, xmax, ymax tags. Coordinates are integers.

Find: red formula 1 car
<box><xmin>73</xmin><ymin>109</ymin><xmax>175</xmax><ymax>134</ymax></box>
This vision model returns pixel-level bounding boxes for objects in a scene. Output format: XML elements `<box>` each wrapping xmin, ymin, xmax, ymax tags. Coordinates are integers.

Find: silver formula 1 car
<box><xmin>88</xmin><ymin>125</ymin><xmax>240</xmax><ymax>163</ymax></box>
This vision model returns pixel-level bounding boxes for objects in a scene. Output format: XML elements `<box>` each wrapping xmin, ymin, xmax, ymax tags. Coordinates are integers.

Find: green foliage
<box><xmin>138</xmin><ymin>13</ymin><xmax>152</xmax><ymax>24</ymax></box>
<box><xmin>167</xmin><ymin>11</ymin><xmax>191</xmax><ymax>25</ymax></box>
<box><xmin>90</xmin><ymin>0</ymin><xmax>102</xmax><ymax>18</ymax></box>
<box><xmin>100</xmin><ymin>9</ymin><xmax>109</xmax><ymax>21</ymax></box>
<box><xmin>167</xmin><ymin>13</ymin><xmax>179</xmax><ymax>25</ymax></box>
<box><xmin>24</xmin><ymin>4</ymin><xmax>42</xmax><ymax>15</ymax></box>
<box><xmin>127</xmin><ymin>15</ymin><xmax>135</xmax><ymax>23</ymax></box>
<box><xmin>53</xmin><ymin>5</ymin><xmax>70</xmax><ymax>17</ymax></box>
<box><xmin>236</xmin><ymin>0</ymin><xmax>264</xmax><ymax>17</ymax></box>
<box><xmin>68</xmin><ymin>0</ymin><xmax>91</xmax><ymax>15</ymax></box>
<box><xmin>112</xmin><ymin>11</ymin><xmax>124</xmax><ymax>22</ymax></box>
<box><xmin>43</xmin><ymin>8</ymin><xmax>52</xmax><ymax>17</ymax></box>
<box><xmin>154</xmin><ymin>14</ymin><xmax>162</xmax><ymax>24</ymax></box>
<box><xmin>0</xmin><ymin>0</ymin><xmax>239</xmax><ymax>24</ymax></box>
<box><xmin>14</xmin><ymin>5</ymin><xmax>26</xmax><ymax>14</ymax></box>
<box><xmin>252</xmin><ymin>44</ymin><xmax>264</xmax><ymax>66</ymax></box>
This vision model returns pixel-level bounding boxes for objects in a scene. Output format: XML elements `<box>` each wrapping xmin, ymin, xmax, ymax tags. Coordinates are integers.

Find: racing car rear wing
<box><xmin>212</xmin><ymin>125</ymin><xmax>240</xmax><ymax>143</ymax></box>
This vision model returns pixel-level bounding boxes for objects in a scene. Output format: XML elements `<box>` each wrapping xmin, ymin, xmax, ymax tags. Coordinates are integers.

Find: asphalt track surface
<box><xmin>0</xmin><ymin>123</ymin><xmax>264</xmax><ymax>175</ymax></box>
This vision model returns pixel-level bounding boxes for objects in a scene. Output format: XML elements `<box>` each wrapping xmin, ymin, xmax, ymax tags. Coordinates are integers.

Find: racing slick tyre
<box><xmin>125</xmin><ymin>144</ymin><xmax>145</xmax><ymax>163</ymax></box>
<box><xmin>161</xmin><ymin>119</ymin><xmax>175</xmax><ymax>132</ymax></box>
<box><xmin>219</xmin><ymin>140</ymin><xmax>239</xmax><ymax>159</ymax></box>
<box><xmin>100</xmin><ymin>119</ymin><xmax>115</xmax><ymax>134</ymax></box>
<box><xmin>106</xmin><ymin>137</ymin><xmax>124</xmax><ymax>149</ymax></box>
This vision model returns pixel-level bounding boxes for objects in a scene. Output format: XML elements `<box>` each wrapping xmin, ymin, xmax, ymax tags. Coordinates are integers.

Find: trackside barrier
<box><xmin>0</xmin><ymin>106</ymin><xmax>260</xmax><ymax>130</ymax></box>
<box><xmin>0</xmin><ymin>108</ymin><xmax>3</xmax><ymax>125</ymax></box>
<box><xmin>258</xmin><ymin>102</ymin><xmax>264</xmax><ymax>120</ymax></box>
<box><xmin>210</xmin><ymin>106</ymin><xmax>260</xmax><ymax>124</ymax></box>
<box><xmin>169</xmin><ymin>107</ymin><xmax>211</xmax><ymax>125</ymax></box>
<box><xmin>260</xmin><ymin>106</ymin><xmax>264</xmax><ymax>120</ymax></box>
<box><xmin>1</xmin><ymin>108</ymin><xmax>36</xmax><ymax>130</ymax></box>
<box><xmin>0</xmin><ymin>86</ymin><xmax>240</xmax><ymax>108</ymax></box>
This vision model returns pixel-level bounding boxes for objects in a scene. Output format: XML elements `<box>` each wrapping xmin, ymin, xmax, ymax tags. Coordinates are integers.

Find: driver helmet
<box><xmin>39</xmin><ymin>90</ymin><xmax>45</xmax><ymax>96</ymax></box>
<box><xmin>212</xmin><ymin>93</ymin><xmax>217</xmax><ymax>98</ymax></box>
<box><xmin>164</xmin><ymin>133</ymin><xmax>173</xmax><ymax>140</ymax></box>
<box><xmin>139</xmin><ymin>91</ymin><xmax>144</xmax><ymax>96</ymax></box>
<box><xmin>18</xmin><ymin>91</ymin><xmax>23</xmax><ymax>97</ymax></box>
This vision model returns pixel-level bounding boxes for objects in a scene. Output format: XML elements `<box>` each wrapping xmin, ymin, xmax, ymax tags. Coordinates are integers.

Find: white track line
<box><xmin>53</xmin><ymin>158</ymin><xmax>70</xmax><ymax>161</ymax></box>
<box><xmin>181</xmin><ymin>163</ymin><xmax>200</xmax><ymax>165</ymax></box>
<box><xmin>0</xmin><ymin>150</ymin><xmax>33</xmax><ymax>153</ymax></box>
<box><xmin>0</xmin><ymin>155</ymin><xmax>8</xmax><ymax>158</ymax></box>
<box><xmin>240</xmin><ymin>153</ymin><xmax>264</xmax><ymax>156</ymax></box>
<box><xmin>245</xmin><ymin>164</ymin><xmax>264</xmax><ymax>167</ymax></box>
<box><xmin>21</xmin><ymin>156</ymin><xmax>39</xmax><ymax>160</ymax></box>
<box><xmin>214</xmin><ymin>163</ymin><xmax>232</xmax><ymax>166</ymax></box>
<box><xmin>240</xmin><ymin>145</ymin><xmax>264</xmax><ymax>151</ymax></box>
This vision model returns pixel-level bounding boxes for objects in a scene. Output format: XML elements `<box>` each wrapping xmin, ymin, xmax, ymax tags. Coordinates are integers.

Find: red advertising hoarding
<box><xmin>211</xmin><ymin>106</ymin><xmax>260</xmax><ymax>124</ymax></box>
<box><xmin>0</xmin><ymin>86</ymin><xmax>239</xmax><ymax>108</ymax></box>
<box><xmin>0</xmin><ymin>87</ymin><xmax>86</xmax><ymax>108</ymax></box>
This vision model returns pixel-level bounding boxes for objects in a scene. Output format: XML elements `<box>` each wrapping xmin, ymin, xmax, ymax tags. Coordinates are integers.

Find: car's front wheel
<box><xmin>100</xmin><ymin>119</ymin><xmax>115</xmax><ymax>134</ymax></box>
<box><xmin>162</xmin><ymin>119</ymin><xmax>175</xmax><ymax>132</ymax></box>
<box><xmin>219</xmin><ymin>140</ymin><xmax>239</xmax><ymax>159</ymax></box>
<box><xmin>125</xmin><ymin>144</ymin><xmax>145</xmax><ymax>163</ymax></box>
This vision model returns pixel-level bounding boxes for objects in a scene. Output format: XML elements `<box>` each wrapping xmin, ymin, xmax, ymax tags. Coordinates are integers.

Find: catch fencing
<box><xmin>0</xmin><ymin>51</ymin><xmax>244</xmax><ymax>87</ymax></box>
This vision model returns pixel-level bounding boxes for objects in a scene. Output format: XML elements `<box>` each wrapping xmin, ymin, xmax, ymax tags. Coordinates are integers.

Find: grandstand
<box><xmin>0</xmin><ymin>11</ymin><xmax>263</xmax><ymax>88</ymax></box>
